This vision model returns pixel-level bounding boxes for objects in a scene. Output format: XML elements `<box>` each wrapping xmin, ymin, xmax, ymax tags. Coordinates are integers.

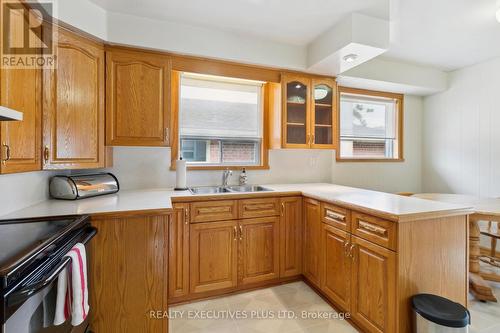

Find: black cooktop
<box><xmin>0</xmin><ymin>216</ymin><xmax>89</xmax><ymax>284</ymax></box>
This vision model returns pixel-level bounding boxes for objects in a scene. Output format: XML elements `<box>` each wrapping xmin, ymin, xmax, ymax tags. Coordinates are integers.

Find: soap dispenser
<box><xmin>239</xmin><ymin>168</ymin><xmax>248</xmax><ymax>186</ymax></box>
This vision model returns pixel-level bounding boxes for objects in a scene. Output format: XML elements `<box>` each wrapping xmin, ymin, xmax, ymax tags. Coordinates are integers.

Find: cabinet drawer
<box><xmin>239</xmin><ymin>198</ymin><xmax>280</xmax><ymax>219</ymax></box>
<box><xmin>321</xmin><ymin>203</ymin><xmax>350</xmax><ymax>231</ymax></box>
<box><xmin>190</xmin><ymin>200</ymin><xmax>238</xmax><ymax>223</ymax></box>
<box><xmin>351</xmin><ymin>212</ymin><xmax>397</xmax><ymax>251</ymax></box>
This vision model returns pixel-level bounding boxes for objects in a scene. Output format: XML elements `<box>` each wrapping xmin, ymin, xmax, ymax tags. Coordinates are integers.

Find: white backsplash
<box><xmin>0</xmin><ymin>171</ymin><xmax>55</xmax><ymax>216</ymax></box>
<box><xmin>104</xmin><ymin>147</ymin><xmax>334</xmax><ymax>190</ymax></box>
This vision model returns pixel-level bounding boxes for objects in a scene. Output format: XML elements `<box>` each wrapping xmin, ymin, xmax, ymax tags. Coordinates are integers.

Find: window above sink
<box><xmin>172</xmin><ymin>72</ymin><xmax>270</xmax><ymax>170</ymax></box>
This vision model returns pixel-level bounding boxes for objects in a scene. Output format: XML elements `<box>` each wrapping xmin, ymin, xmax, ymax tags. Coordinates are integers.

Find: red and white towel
<box><xmin>54</xmin><ymin>243</ymin><xmax>89</xmax><ymax>326</ymax></box>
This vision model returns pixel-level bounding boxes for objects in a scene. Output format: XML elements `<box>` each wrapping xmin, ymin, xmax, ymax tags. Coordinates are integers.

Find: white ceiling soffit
<box><xmin>338</xmin><ymin>58</ymin><xmax>448</xmax><ymax>96</ymax></box>
<box><xmin>56</xmin><ymin>0</ymin><xmax>449</xmax><ymax>95</ymax></box>
<box><xmin>88</xmin><ymin>0</ymin><xmax>389</xmax><ymax>45</ymax></box>
<box><xmin>306</xmin><ymin>13</ymin><xmax>390</xmax><ymax>75</ymax></box>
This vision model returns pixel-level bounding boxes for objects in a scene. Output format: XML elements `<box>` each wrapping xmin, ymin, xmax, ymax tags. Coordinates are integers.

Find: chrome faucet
<box><xmin>222</xmin><ymin>169</ymin><xmax>233</xmax><ymax>187</ymax></box>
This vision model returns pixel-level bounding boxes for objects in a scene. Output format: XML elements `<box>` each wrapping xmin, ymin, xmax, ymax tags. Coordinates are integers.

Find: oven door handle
<box><xmin>7</xmin><ymin>227</ymin><xmax>97</xmax><ymax>306</ymax></box>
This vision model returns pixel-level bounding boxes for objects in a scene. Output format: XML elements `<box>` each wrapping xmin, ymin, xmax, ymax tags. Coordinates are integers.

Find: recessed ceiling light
<box><xmin>295</xmin><ymin>84</ymin><xmax>302</xmax><ymax>89</ymax></box>
<box><xmin>343</xmin><ymin>54</ymin><xmax>358</xmax><ymax>63</ymax></box>
<box><xmin>496</xmin><ymin>8</ymin><xmax>500</xmax><ymax>23</ymax></box>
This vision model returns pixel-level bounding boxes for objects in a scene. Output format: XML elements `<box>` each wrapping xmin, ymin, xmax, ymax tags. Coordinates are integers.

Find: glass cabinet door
<box><xmin>283</xmin><ymin>77</ymin><xmax>310</xmax><ymax>147</ymax></box>
<box><xmin>311</xmin><ymin>79</ymin><xmax>335</xmax><ymax>148</ymax></box>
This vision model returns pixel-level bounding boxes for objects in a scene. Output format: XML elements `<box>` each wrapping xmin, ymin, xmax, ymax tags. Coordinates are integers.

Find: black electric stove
<box><xmin>0</xmin><ymin>215</ymin><xmax>97</xmax><ymax>333</ymax></box>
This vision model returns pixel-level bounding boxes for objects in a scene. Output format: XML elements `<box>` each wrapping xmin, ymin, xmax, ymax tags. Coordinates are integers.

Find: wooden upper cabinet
<box><xmin>190</xmin><ymin>220</ymin><xmax>238</xmax><ymax>294</ymax></box>
<box><xmin>280</xmin><ymin>197</ymin><xmax>303</xmax><ymax>278</ymax></box>
<box><xmin>168</xmin><ymin>203</ymin><xmax>190</xmax><ymax>300</ymax></box>
<box><xmin>321</xmin><ymin>224</ymin><xmax>351</xmax><ymax>310</ymax></box>
<box><xmin>106</xmin><ymin>48</ymin><xmax>170</xmax><ymax>146</ymax></box>
<box><xmin>311</xmin><ymin>78</ymin><xmax>336</xmax><ymax>148</ymax></box>
<box><xmin>43</xmin><ymin>28</ymin><xmax>107</xmax><ymax>169</ymax></box>
<box><xmin>239</xmin><ymin>216</ymin><xmax>280</xmax><ymax>285</ymax></box>
<box><xmin>0</xmin><ymin>7</ymin><xmax>41</xmax><ymax>174</ymax></box>
<box><xmin>281</xmin><ymin>74</ymin><xmax>336</xmax><ymax>149</ymax></box>
<box><xmin>282</xmin><ymin>74</ymin><xmax>311</xmax><ymax>148</ymax></box>
<box><xmin>303</xmin><ymin>198</ymin><xmax>322</xmax><ymax>287</ymax></box>
<box><xmin>350</xmin><ymin>235</ymin><xmax>396</xmax><ymax>333</ymax></box>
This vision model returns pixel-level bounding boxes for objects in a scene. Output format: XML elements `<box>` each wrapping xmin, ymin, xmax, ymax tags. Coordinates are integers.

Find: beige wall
<box><xmin>331</xmin><ymin>95</ymin><xmax>423</xmax><ymax>193</ymax></box>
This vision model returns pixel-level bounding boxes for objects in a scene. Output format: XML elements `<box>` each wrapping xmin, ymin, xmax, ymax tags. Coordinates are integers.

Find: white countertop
<box><xmin>1</xmin><ymin>183</ymin><xmax>472</xmax><ymax>222</ymax></box>
<box><xmin>413</xmin><ymin>193</ymin><xmax>500</xmax><ymax>217</ymax></box>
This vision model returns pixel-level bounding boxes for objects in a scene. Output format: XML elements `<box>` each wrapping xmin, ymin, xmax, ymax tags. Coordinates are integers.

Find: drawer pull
<box><xmin>244</xmin><ymin>204</ymin><xmax>275</xmax><ymax>211</ymax></box>
<box><xmin>359</xmin><ymin>221</ymin><xmax>387</xmax><ymax>237</ymax></box>
<box><xmin>233</xmin><ymin>226</ymin><xmax>237</xmax><ymax>241</ymax></box>
<box><xmin>239</xmin><ymin>225</ymin><xmax>243</xmax><ymax>240</ymax></box>
<box><xmin>326</xmin><ymin>210</ymin><xmax>345</xmax><ymax>222</ymax></box>
<box><xmin>198</xmin><ymin>206</ymin><xmax>231</xmax><ymax>214</ymax></box>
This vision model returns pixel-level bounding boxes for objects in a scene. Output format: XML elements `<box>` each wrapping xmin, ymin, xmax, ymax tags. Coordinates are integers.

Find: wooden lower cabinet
<box><xmin>350</xmin><ymin>235</ymin><xmax>396</xmax><ymax>333</ymax></box>
<box><xmin>279</xmin><ymin>197</ymin><xmax>303</xmax><ymax>278</ymax></box>
<box><xmin>240</xmin><ymin>216</ymin><xmax>280</xmax><ymax>285</ymax></box>
<box><xmin>321</xmin><ymin>224</ymin><xmax>351</xmax><ymax>311</ymax></box>
<box><xmin>168</xmin><ymin>203</ymin><xmax>190</xmax><ymax>300</ymax></box>
<box><xmin>303</xmin><ymin>198</ymin><xmax>321</xmax><ymax>287</ymax></box>
<box><xmin>190</xmin><ymin>220</ymin><xmax>238</xmax><ymax>294</ymax></box>
<box><xmin>89</xmin><ymin>213</ymin><xmax>169</xmax><ymax>333</ymax></box>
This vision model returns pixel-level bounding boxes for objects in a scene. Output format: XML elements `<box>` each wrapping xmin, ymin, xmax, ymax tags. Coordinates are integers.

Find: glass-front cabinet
<box><xmin>282</xmin><ymin>75</ymin><xmax>336</xmax><ymax>149</ymax></box>
<box><xmin>283</xmin><ymin>76</ymin><xmax>310</xmax><ymax>147</ymax></box>
<box><xmin>312</xmin><ymin>78</ymin><xmax>335</xmax><ymax>148</ymax></box>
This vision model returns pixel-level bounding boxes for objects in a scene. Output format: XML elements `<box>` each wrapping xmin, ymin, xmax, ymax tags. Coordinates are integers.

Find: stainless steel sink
<box><xmin>226</xmin><ymin>185</ymin><xmax>272</xmax><ymax>193</ymax></box>
<box><xmin>188</xmin><ymin>185</ymin><xmax>272</xmax><ymax>195</ymax></box>
<box><xmin>188</xmin><ymin>186</ymin><xmax>231</xmax><ymax>194</ymax></box>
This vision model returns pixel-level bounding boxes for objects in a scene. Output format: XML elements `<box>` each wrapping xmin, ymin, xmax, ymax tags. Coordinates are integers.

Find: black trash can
<box><xmin>412</xmin><ymin>294</ymin><xmax>470</xmax><ymax>332</ymax></box>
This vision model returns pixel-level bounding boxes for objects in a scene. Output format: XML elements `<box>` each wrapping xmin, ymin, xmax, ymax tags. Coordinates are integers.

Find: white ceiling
<box><xmin>385</xmin><ymin>0</ymin><xmax>500</xmax><ymax>71</ymax></box>
<box><xmin>89</xmin><ymin>0</ymin><xmax>389</xmax><ymax>45</ymax></box>
<box><xmin>89</xmin><ymin>0</ymin><xmax>500</xmax><ymax>71</ymax></box>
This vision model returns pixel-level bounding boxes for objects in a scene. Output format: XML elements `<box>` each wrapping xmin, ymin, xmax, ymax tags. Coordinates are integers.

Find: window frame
<box><xmin>170</xmin><ymin>70</ymin><xmax>270</xmax><ymax>170</ymax></box>
<box><xmin>336</xmin><ymin>86</ymin><xmax>404</xmax><ymax>162</ymax></box>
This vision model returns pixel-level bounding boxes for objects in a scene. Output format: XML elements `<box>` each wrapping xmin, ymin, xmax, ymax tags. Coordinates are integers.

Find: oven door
<box><xmin>2</xmin><ymin>227</ymin><xmax>96</xmax><ymax>333</ymax></box>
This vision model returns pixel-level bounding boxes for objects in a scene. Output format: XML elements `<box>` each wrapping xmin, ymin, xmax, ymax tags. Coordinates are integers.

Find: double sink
<box><xmin>189</xmin><ymin>185</ymin><xmax>272</xmax><ymax>195</ymax></box>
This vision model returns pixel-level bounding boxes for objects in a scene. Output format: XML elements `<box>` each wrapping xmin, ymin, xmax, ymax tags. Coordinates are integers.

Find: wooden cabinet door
<box><xmin>282</xmin><ymin>74</ymin><xmax>311</xmax><ymax>148</ymax></box>
<box><xmin>106</xmin><ymin>48</ymin><xmax>170</xmax><ymax>146</ymax></box>
<box><xmin>239</xmin><ymin>216</ymin><xmax>280</xmax><ymax>285</ymax></box>
<box><xmin>168</xmin><ymin>203</ymin><xmax>190</xmax><ymax>300</ymax></box>
<box><xmin>43</xmin><ymin>28</ymin><xmax>107</xmax><ymax>169</ymax></box>
<box><xmin>89</xmin><ymin>214</ymin><xmax>169</xmax><ymax>333</ymax></box>
<box><xmin>0</xmin><ymin>7</ymin><xmax>41</xmax><ymax>173</ymax></box>
<box><xmin>303</xmin><ymin>198</ymin><xmax>321</xmax><ymax>287</ymax></box>
<box><xmin>190</xmin><ymin>220</ymin><xmax>238</xmax><ymax>294</ymax></box>
<box><xmin>321</xmin><ymin>224</ymin><xmax>351</xmax><ymax>310</ymax></box>
<box><xmin>311</xmin><ymin>78</ymin><xmax>336</xmax><ymax>149</ymax></box>
<box><xmin>279</xmin><ymin>197</ymin><xmax>302</xmax><ymax>278</ymax></box>
<box><xmin>351</xmin><ymin>236</ymin><xmax>396</xmax><ymax>333</ymax></box>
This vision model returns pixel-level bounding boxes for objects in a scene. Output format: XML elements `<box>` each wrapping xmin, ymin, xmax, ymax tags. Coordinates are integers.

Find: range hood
<box><xmin>0</xmin><ymin>106</ymin><xmax>23</xmax><ymax>121</ymax></box>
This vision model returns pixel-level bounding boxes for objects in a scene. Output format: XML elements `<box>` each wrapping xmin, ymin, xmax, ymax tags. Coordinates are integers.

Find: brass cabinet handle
<box><xmin>233</xmin><ymin>226</ymin><xmax>237</xmax><ymax>241</ymax></box>
<box><xmin>348</xmin><ymin>244</ymin><xmax>355</xmax><ymax>259</ymax></box>
<box><xmin>281</xmin><ymin>202</ymin><xmax>285</xmax><ymax>216</ymax></box>
<box><xmin>359</xmin><ymin>221</ymin><xmax>387</xmax><ymax>237</ymax></box>
<box><xmin>326</xmin><ymin>210</ymin><xmax>345</xmax><ymax>222</ymax></box>
<box><xmin>239</xmin><ymin>225</ymin><xmax>243</xmax><ymax>240</ymax></box>
<box><xmin>344</xmin><ymin>241</ymin><xmax>350</xmax><ymax>256</ymax></box>
<box><xmin>43</xmin><ymin>145</ymin><xmax>49</xmax><ymax>162</ymax></box>
<box><xmin>184</xmin><ymin>208</ymin><xmax>189</xmax><ymax>224</ymax></box>
<box><xmin>311</xmin><ymin>134</ymin><xmax>315</xmax><ymax>144</ymax></box>
<box><xmin>2</xmin><ymin>143</ymin><xmax>10</xmax><ymax>164</ymax></box>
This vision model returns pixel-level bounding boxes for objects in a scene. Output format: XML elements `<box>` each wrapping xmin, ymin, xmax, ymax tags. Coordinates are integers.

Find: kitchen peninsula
<box><xmin>2</xmin><ymin>183</ymin><xmax>472</xmax><ymax>333</ymax></box>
